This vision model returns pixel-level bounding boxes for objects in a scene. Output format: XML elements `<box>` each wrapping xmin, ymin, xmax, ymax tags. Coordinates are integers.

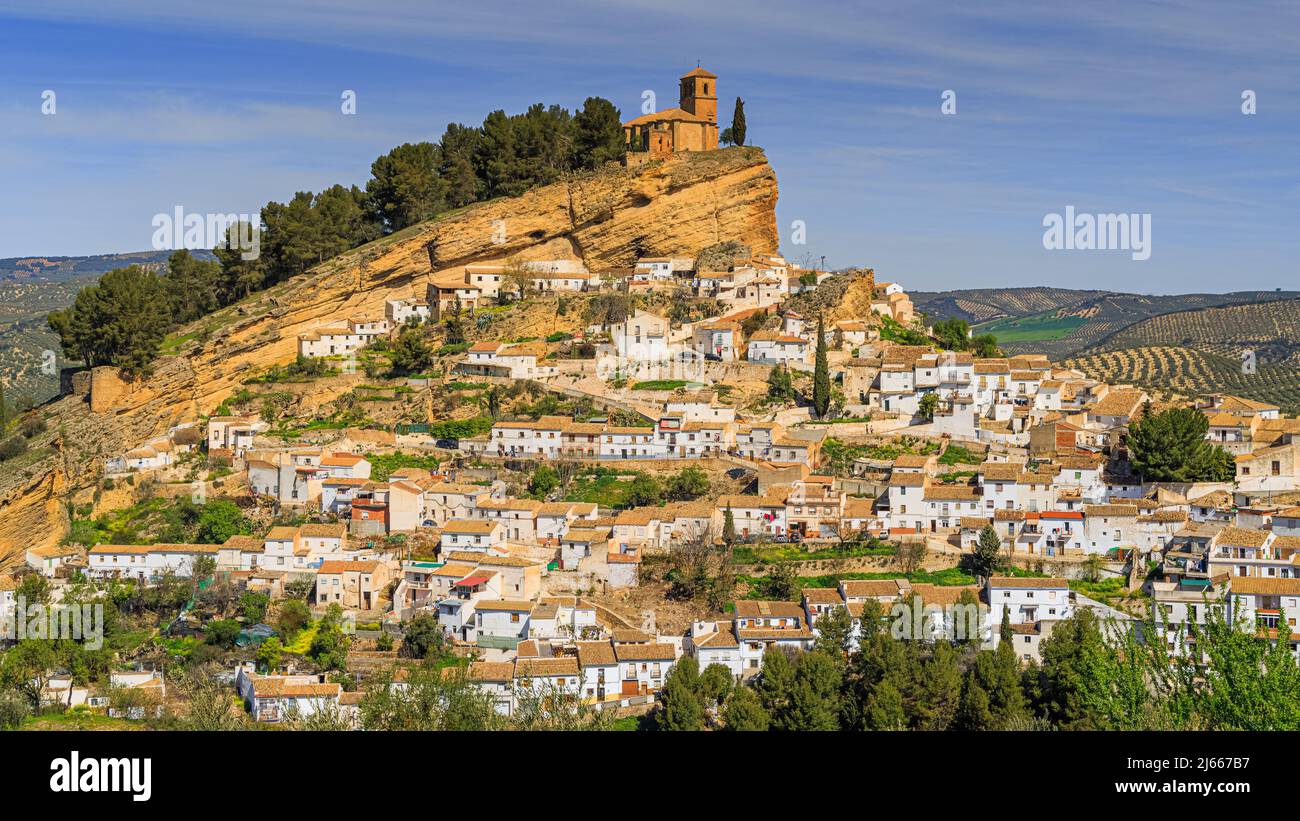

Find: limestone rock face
<box><xmin>829</xmin><ymin>270</ymin><xmax>879</xmax><ymax>322</ymax></box>
<box><xmin>0</xmin><ymin>468</ymin><xmax>67</xmax><ymax>571</ymax></box>
<box><xmin>0</xmin><ymin>147</ymin><xmax>780</xmax><ymax>562</ymax></box>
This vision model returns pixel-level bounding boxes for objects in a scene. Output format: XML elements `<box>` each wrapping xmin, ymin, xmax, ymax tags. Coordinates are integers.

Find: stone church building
<box><xmin>622</xmin><ymin>66</ymin><xmax>719</xmax><ymax>161</ymax></box>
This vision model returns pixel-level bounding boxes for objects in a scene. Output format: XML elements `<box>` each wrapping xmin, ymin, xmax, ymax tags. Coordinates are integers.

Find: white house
<box><xmin>235</xmin><ymin>664</ymin><xmax>341</xmax><ymax>722</ymax></box>
<box><xmin>746</xmin><ymin>331</ymin><xmax>808</xmax><ymax>365</ymax></box>
<box><xmin>386</xmin><ymin>298</ymin><xmax>431</xmax><ymax>326</ymax></box>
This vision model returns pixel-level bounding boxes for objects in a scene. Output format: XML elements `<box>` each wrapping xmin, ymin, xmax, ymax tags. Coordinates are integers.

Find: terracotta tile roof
<box><xmin>317</xmin><ymin>560</ymin><xmax>380</xmax><ymax>575</ymax></box>
<box><xmin>613</xmin><ymin>643</ymin><xmax>676</xmax><ymax>662</ymax></box>
<box><xmin>1215</xmin><ymin>526</ymin><xmax>1272</xmax><ymax>548</ymax></box>
<box><xmin>576</xmin><ymin>640</ymin><xmax>617</xmax><ymax>667</ymax></box>
<box><xmin>801</xmin><ymin>588</ymin><xmax>845</xmax><ymax>605</ymax></box>
<box><xmin>1231</xmin><ymin>577</ymin><xmax>1300</xmax><ymax>596</ymax></box>
<box><xmin>733</xmin><ymin>600</ymin><xmax>805</xmax><ymax>619</ymax></box>
<box><xmin>840</xmin><ymin>579</ymin><xmax>909</xmax><ymax>598</ymax></box>
<box><xmin>515</xmin><ymin>657</ymin><xmax>580</xmax><ymax>678</ymax></box>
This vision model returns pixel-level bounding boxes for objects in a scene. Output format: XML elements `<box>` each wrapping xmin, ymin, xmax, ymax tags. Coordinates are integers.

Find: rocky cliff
<box><xmin>0</xmin><ymin>147</ymin><xmax>780</xmax><ymax>563</ymax></box>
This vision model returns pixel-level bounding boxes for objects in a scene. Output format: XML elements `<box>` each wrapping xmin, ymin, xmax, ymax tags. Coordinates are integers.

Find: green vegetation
<box><xmin>1128</xmin><ymin>404</ymin><xmax>1234</xmax><ymax>482</ymax></box>
<box><xmin>878</xmin><ymin>314</ymin><xmax>931</xmax><ymax>346</ymax></box>
<box><xmin>644</xmin><ymin>602</ymin><xmax>1300</xmax><ymax>731</ymax></box>
<box><xmin>64</xmin><ymin>496</ymin><xmax>252</xmax><ymax>547</ymax></box>
<box><xmin>937</xmin><ymin>444</ymin><xmax>982</xmax><ymax>465</ymax></box>
<box><xmin>1067</xmin><ymin>331</ymin><xmax>1300</xmax><ymax>416</ymax></box>
<box><xmin>245</xmin><ymin>355</ymin><xmax>334</xmax><ymax>385</ymax></box>
<box><xmin>429</xmin><ymin>416</ymin><xmax>494</xmax><ymax>440</ymax></box>
<box><xmin>47</xmin><ymin>263</ymin><xmax>173</xmax><ymax>375</ymax></box>
<box><xmin>766</xmin><ymin>365</ymin><xmax>795</xmax><ymax>403</ymax></box>
<box><xmin>561</xmin><ymin>466</ymin><xmax>707</xmax><ymax>509</ymax></box>
<box><xmin>975</xmin><ymin>310</ymin><xmax>1086</xmax><ymax>343</ymax></box>
<box><xmin>930</xmin><ymin>317</ymin><xmax>1000</xmax><ymax>357</ymax></box>
<box><xmin>730</xmin><ymin>97</ymin><xmax>746</xmax><ymax>146</ymax></box>
<box><xmin>730</xmin><ymin>539</ymin><xmax>894</xmax><ymax>564</ymax></box>
<box><xmin>813</xmin><ymin>314</ymin><xmax>830</xmax><ymax>417</ymax></box>
<box><xmin>368</xmin><ymin>452</ymin><xmax>446</xmax><ymax>481</ymax></box>
<box><xmin>820</xmin><ymin>436</ymin><xmax>940</xmax><ymax>476</ymax></box>
<box><xmin>631</xmin><ymin>379</ymin><xmax>692</xmax><ymax>391</ymax></box>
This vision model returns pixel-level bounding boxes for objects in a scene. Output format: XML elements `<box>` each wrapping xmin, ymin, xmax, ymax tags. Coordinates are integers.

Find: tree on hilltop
<box><xmin>366</xmin><ymin>142</ymin><xmax>445</xmax><ymax>232</ymax></box>
<box><xmin>572</xmin><ymin>97</ymin><xmax>625</xmax><ymax>169</ymax></box>
<box><xmin>730</xmin><ymin>97</ymin><xmax>746</xmax><ymax>146</ymax></box>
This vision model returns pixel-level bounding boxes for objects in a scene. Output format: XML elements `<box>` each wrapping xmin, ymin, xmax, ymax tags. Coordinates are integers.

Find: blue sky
<box><xmin>1</xmin><ymin>1</ymin><xmax>1297</xmax><ymax>292</ymax></box>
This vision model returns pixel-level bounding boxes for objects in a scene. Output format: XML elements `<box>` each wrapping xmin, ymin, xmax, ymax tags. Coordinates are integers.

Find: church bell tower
<box><xmin>679</xmin><ymin>66</ymin><xmax>718</xmax><ymax>123</ymax></box>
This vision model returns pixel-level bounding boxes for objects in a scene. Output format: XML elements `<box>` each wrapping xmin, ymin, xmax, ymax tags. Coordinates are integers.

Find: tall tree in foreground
<box><xmin>813</xmin><ymin>314</ymin><xmax>830</xmax><ymax>417</ymax></box>
<box><xmin>730</xmin><ymin>97</ymin><xmax>746</xmax><ymax>146</ymax></box>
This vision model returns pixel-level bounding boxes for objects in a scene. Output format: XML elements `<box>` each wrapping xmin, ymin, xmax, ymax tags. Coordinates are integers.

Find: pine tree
<box><xmin>656</xmin><ymin>656</ymin><xmax>705</xmax><ymax>730</ymax></box>
<box><xmin>781</xmin><ymin>651</ymin><xmax>842</xmax><ymax>730</ymax></box>
<box><xmin>813</xmin><ymin>314</ymin><xmax>830</xmax><ymax>417</ymax></box>
<box><xmin>864</xmin><ymin>679</ymin><xmax>907</xmax><ymax>729</ymax></box>
<box><xmin>813</xmin><ymin>605</ymin><xmax>853</xmax><ymax>662</ymax></box>
<box><xmin>955</xmin><ymin>668</ymin><xmax>993</xmax><ymax>730</ymax></box>
<box><xmin>571</xmin><ymin>97</ymin><xmax>625</xmax><ymax>169</ymax></box>
<box><xmin>756</xmin><ymin>646</ymin><xmax>795</xmax><ymax>720</ymax></box>
<box><xmin>731</xmin><ymin>97</ymin><xmax>746</xmax><ymax>146</ymax></box>
<box><xmin>722</xmin><ymin>685</ymin><xmax>769</xmax><ymax>730</ymax></box>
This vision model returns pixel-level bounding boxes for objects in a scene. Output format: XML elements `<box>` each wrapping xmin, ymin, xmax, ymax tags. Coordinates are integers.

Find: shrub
<box><xmin>0</xmin><ymin>436</ymin><xmax>28</xmax><ymax>461</ymax></box>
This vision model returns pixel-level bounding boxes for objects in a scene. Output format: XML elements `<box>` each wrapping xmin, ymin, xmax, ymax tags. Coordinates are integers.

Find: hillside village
<box><xmin>3</xmin><ymin>67</ymin><xmax>1300</xmax><ymax>733</ymax></box>
<box><xmin>7</xmin><ymin>241</ymin><xmax>1300</xmax><ymax>727</ymax></box>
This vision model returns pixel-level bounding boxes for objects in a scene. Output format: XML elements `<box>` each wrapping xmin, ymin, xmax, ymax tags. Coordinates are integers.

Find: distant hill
<box><xmin>0</xmin><ymin>250</ymin><xmax>212</xmax><ymax>405</ymax></box>
<box><xmin>911</xmin><ymin>286</ymin><xmax>1300</xmax><ymax>358</ymax></box>
<box><xmin>1063</xmin><ymin>298</ymin><xmax>1300</xmax><ymax>414</ymax></box>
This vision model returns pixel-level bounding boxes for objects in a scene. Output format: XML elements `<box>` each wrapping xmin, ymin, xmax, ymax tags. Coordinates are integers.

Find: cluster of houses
<box><xmin>71</xmin><ymin>241</ymin><xmax>1300</xmax><ymax>717</ymax></box>
<box><xmin>1148</xmin><ymin>507</ymin><xmax>1300</xmax><ymax>663</ymax></box>
<box><xmin>293</xmin><ymin>250</ymin><xmax>852</xmax><ymax>368</ymax></box>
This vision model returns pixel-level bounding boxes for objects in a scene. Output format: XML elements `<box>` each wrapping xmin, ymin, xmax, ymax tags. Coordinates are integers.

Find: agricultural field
<box><xmin>913</xmin><ymin>286</ymin><xmax>1300</xmax><ymax>358</ymax></box>
<box><xmin>911</xmin><ymin>287</ymin><xmax>1100</xmax><ymax>325</ymax></box>
<box><xmin>1062</xmin><ymin>346</ymin><xmax>1300</xmax><ymax>414</ymax></box>
<box><xmin>1063</xmin><ymin>298</ymin><xmax>1300</xmax><ymax>413</ymax></box>
<box><xmin>1091</xmin><ymin>297</ymin><xmax>1300</xmax><ymax>360</ymax></box>
<box><xmin>975</xmin><ymin>310</ymin><xmax>1088</xmax><ymax>343</ymax></box>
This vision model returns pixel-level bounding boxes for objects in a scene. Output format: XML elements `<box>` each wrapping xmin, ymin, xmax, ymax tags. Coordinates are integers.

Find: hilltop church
<box><xmin>622</xmin><ymin>66</ymin><xmax>719</xmax><ymax>161</ymax></box>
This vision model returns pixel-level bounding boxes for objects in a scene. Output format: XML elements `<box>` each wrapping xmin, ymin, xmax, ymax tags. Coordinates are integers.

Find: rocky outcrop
<box><xmin>0</xmin><ymin>467</ymin><xmax>68</xmax><ymax>571</ymax></box>
<box><xmin>0</xmin><ymin>147</ymin><xmax>780</xmax><ymax>562</ymax></box>
<box><xmin>831</xmin><ymin>269</ymin><xmax>879</xmax><ymax>322</ymax></box>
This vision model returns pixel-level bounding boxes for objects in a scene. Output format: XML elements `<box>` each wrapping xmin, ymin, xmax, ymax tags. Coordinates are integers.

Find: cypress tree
<box><xmin>813</xmin><ymin>314</ymin><xmax>830</xmax><ymax>417</ymax></box>
<box><xmin>731</xmin><ymin>97</ymin><xmax>746</xmax><ymax>146</ymax></box>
